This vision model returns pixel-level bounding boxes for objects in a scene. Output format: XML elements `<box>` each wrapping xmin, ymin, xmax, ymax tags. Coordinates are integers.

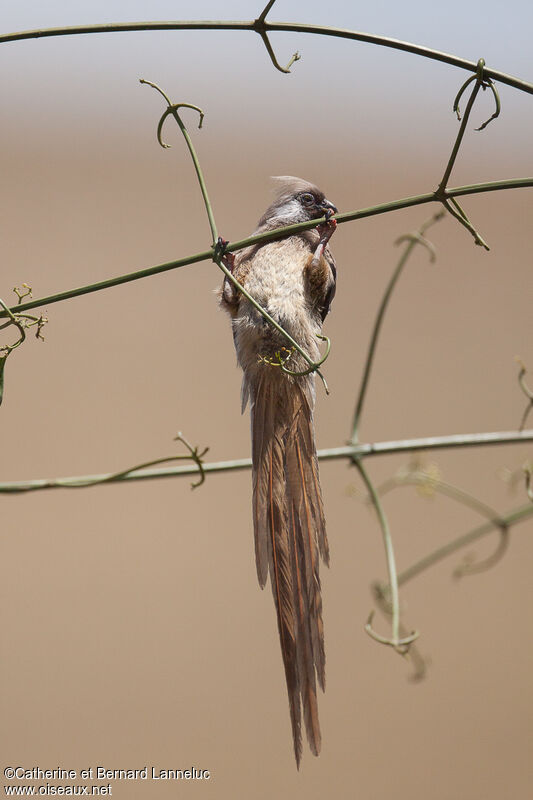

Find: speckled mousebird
<box><xmin>219</xmin><ymin>176</ymin><xmax>338</xmax><ymax>767</ymax></box>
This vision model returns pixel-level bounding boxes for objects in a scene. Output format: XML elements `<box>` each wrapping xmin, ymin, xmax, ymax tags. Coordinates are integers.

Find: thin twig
<box><xmin>254</xmin><ymin>0</ymin><xmax>301</xmax><ymax>74</ymax></box>
<box><xmin>377</xmin><ymin>466</ymin><xmax>503</xmax><ymax>524</ymax></box>
<box><xmin>355</xmin><ymin>460</ymin><xmax>419</xmax><ymax>653</ymax></box>
<box><xmin>374</xmin><ymin>464</ymin><xmax>512</xmax><ymax>578</ymax></box>
<box><xmin>452</xmin><ymin>527</ymin><xmax>509</xmax><ymax>578</ymax></box>
<box><xmin>0</xmin><ymin>434</ymin><xmax>208</xmax><ymax>494</ymax></box>
<box><xmin>140</xmin><ymin>79</ymin><xmax>217</xmax><ymax>245</ymax></box>
<box><xmin>442</xmin><ymin>197</ymin><xmax>489</xmax><ymax>250</ymax></box>
<box><xmin>2</xmin><ymin>430</ymin><xmax>533</xmax><ymax>494</ymax></box>
<box><xmin>436</xmin><ymin>58</ymin><xmax>496</xmax><ymax>248</ymax></box>
<box><xmin>515</xmin><ymin>357</ymin><xmax>533</xmax><ymax>431</ymax></box>
<box><xmin>253</xmin><ymin>19</ymin><xmax>301</xmax><ymax>74</ymax></box>
<box><xmin>351</xmin><ymin>211</ymin><xmax>444</xmax><ymax>441</ymax></box>
<box><xmin>0</xmin><ymin>289</ymin><xmax>47</xmax><ymax>405</ymax></box>
<box><xmin>0</xmin><ymin>297</ymin><xmax>27</xmax><ymax>351</ymax></box>
<box><xmin>371</xmin><ymin>581</ymin><xmax>429</xmax><ymax>680</ymax></box>
<box><xmin>439</xmin><ymin>60</ymin><xmax>486</xmax><ymax>191</ymax></box>
<box><xmin>397</xmin><ymin>504</ymin><xmax>533</xmax><ymax>587</ymax></box>
<box><xmin>257</xmin><ymin>0</ymin><xmax>277</xmax><ymax>23</ymax></box>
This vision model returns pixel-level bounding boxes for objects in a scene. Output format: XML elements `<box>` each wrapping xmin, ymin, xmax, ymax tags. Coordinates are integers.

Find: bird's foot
<box><xmin>316</xmin><ymin>215</ymin><xmax>337</xmax><ymax>244</ymax></box>
<box><xmin>213</xmin><ymin>236</ymin><xmax>235</xmax><ymax>271</ymax></box>
<box><xmin>311</xmin><ymin>218</ymin><xmax>337</xmax><ymax>267</ymax></box>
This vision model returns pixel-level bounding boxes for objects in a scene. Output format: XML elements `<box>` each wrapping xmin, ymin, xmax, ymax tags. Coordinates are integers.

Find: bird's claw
<box><xmin>214</xmin><ymin>236</ymin><xmax>235</xmax><ymax>271</ymax></box>
<box><xmin>316</xmin><ymin>216</ymin><xmax>337</xmax><ymax>243</ymax></box>
<box><xmin>213</xmin><ymin>236</ymin><xmax>228</xmax><ymax>260</ymax></box>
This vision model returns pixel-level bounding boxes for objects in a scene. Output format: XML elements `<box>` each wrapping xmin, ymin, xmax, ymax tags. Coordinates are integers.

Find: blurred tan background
<box><xmin>1</xmin><ymin>1</ymin><xmax>532</xmax><ymax>797</ymax></box>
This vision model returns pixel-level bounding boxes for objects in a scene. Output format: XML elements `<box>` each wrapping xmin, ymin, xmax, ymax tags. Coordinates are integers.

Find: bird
<box><xmin>218</xmin><ymin>176</ymin><xmax>338</xmax><ymax>767</ymax></box>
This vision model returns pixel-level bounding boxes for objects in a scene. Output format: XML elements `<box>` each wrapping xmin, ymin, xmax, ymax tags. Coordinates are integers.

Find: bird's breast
<box><xmin>241</xmin><ymin>238</ymin><xmax>312</xmax><ymax>328</ymax></box>
<box><xmin>231</xmin><ymin>236</ymin><xmax>325</xmax><ymax>376</ymax></box>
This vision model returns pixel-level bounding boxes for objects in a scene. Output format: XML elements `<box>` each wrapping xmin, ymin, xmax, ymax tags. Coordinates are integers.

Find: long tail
<box><xmin>250</xmin><ymin>371</ymin><xmax>329</xmax><ymax>767</ymax></box>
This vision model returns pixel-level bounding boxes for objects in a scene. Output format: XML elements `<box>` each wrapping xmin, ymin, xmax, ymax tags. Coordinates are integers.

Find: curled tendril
<box><xmin>258</xmin><ymin>346</ymin><xmax>295</xmax><ymax>367</ymax></box>
<box><xmin>13</xmin><ymin>283</ymin><xmax>32</xmax><ymax>303</ymax></box>
<box><xmin>140</xmin><ymin>78</ymin><xmax>204</xmax><ymax>148</ymax></box>
<box><xmin>437</xmin><ymin>59</ymin><xmax>495</xmax><ymax>250</ymax></box>
<box><xmin>254</xmin><ymin>1</ymin><xmax>301</xmax><ymax>74</ymax></box>
<box><xmin>475</xmin><ymin>81</ymin><xmax>501</xmax><ymax>131</ymax></box>
<box><xmin>453</xmin><ymin>525</ymin><xmax>509</xmax><ymax>578</ymax></box>
<box><xmin>173</xmin><ymin>431</ymin><xmax>209</xmax><ymax>489</ymax></box>
<box><xmin>258</xmin><ymin>334</ymin><xmax>331</xmax><ymax>393</ymax></box>
<box><xmin>0</xmin><ymin>288</ymin><xmax>47</xmax><ymax>405</ymax></box>
<box><xmin>364</xmin><ymin>610</ymin><xmax>419</xmax><ymax>655</ymax></box>
<box><xmin>0</xmin><ymin>289</ymin><xmax>46</xmax><ymax>349</ymax></box>
<box><xmin>370</xmin><ymin>583</ymin><xmax>427</xmax><ymax>677</ymax></box>
<box><xmin>280</xmin><ymin>333</ymin><xmax>331</xmax><ymax>378</ymax></box>
<box><xmin>257</xmin><ymin>29</ymin><xmax>301</xmax><ymax>74</ymax></box>
<box><xmin>395</xmin><ymin>232</ymin><xmax>437</xmax><ymax>263</ymax></box>
<box><xmin>515</xmin><ymin>357</ymin><xmax>533</xmax><ymax>431</ymax></box>
<box><xmin>0</xmin><ymin>298</ymin><xmax>26</xmax><ymax>348</ymax></box>
<box><xmin>156</xmin><ymin>103</ymin><xmax>204</xmax><ymax>148</ymax></box>
<box><xmin>453</xmin><ymin>57</ymin><xmax>501</xmax><ymax>131</ymax></box>
<box><xmin>453</xmin><ymin>73</ymin><xmax>476</xmax><ymax>119</ymax></box>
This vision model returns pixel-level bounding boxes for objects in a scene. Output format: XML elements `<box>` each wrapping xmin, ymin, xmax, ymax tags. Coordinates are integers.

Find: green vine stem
<box><xmin>438</xmin><ymin>59</ymin><xmax>494</xmax><ymax>193</ymax></box>
<box><xmin>140</xmin><ymin>79</ymin><xmax>217</xmax><ymax>246</ymax></box>
<box><xmin>1</xmin><ymin>19</ymin><xmax>532</xmax><ymax>95</ymax></box>
<box><xmin>351</xmin><ymin>211</ymin><xmax>444</xmax><ymax>442</ymax></box>
<box><xmin>1</xmin><ymin>178</ymin><xmax>532</xmax><ymax>323</ymax></box>
<box><xmin>253</xmin><ymin>5</ymin><xmax>301</xmax><ymax>75</ymax></box>
<box><xmin>435</xmin><ymin>58</ymin><xmax>499</xmax><ymax>249</ymax></box>
<box><xmin>354</xmin><ymin>460</ymin><xmax>419</xmax><ymax>653</ymax></box>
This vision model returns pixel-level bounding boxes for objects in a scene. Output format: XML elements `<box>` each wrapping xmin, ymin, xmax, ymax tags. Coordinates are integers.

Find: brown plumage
<box><xmin>219</xmin><ymin>177</ymin><xmax>337</xmax><ymax>767</ymax></box>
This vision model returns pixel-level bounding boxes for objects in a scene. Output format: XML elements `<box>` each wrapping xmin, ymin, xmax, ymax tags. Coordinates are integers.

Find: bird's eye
<box><xmin>300</xmin><ymin>193</ymin><xmax>315</xmax><ymax>205</ymax></box>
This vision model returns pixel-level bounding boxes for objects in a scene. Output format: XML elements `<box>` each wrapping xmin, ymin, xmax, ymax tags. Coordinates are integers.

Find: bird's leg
<box><xmin>215</xmin><ymin>237</ymin><xmax>240</xmax><ymax>311</ymax></box>
<box><xmin>310</xmin><ymin>217</ymin><xmax>337</xmax><ymax>269</ymax></box>
<box><xmin>214</xmin><ymin>236</ymin><xmax>236</xmax><ymax>272</ymax></box>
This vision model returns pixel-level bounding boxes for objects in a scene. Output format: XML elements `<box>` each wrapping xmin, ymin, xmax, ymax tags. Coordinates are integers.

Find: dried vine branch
<box><xmin>516</xmin><ymin>358</ymin><xmax>533</xmax><ymax>432</ymax></box>
<box><xmin>2</xmin><ymin>429</ymin><xmax>532</xmax><ymax>494</ymax></box>
<box><xmin>0</xmin><ymin>286</ymin><xmax>47</xmax><ymax>405</ymax></box>
<box><xmin>396</xmin><ymin>503</ymin><xmax>533</xmax><ymax>588</ymax></box>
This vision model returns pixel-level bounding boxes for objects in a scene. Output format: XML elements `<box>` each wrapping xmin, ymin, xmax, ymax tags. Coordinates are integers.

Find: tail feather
<box><xmin>288</xmin><ymin>437</ymin><xmax>326</xmax><ymax>694</ymax></box>
<box><xmin>250</xmin><ymin>372</ymin><xmax>328</xmax><ymax>767</ymax></box>
<box><xmin>288</xmin><ymin>503</ymin><xmax>322</xmax><ymax>757</ymax></box>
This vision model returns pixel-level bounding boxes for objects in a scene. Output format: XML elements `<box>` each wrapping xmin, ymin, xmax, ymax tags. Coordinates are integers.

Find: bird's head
<box><xmin>256</xmin><ymin>176</ymin><xmax>337</xmax><ymax>230</ymax></box>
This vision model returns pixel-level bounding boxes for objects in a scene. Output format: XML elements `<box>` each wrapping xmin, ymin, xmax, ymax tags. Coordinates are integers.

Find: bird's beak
<box><xmin>318</xmin><ymin>199</ymin><xmax>338</xmax><ymax>218</ymax></box>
